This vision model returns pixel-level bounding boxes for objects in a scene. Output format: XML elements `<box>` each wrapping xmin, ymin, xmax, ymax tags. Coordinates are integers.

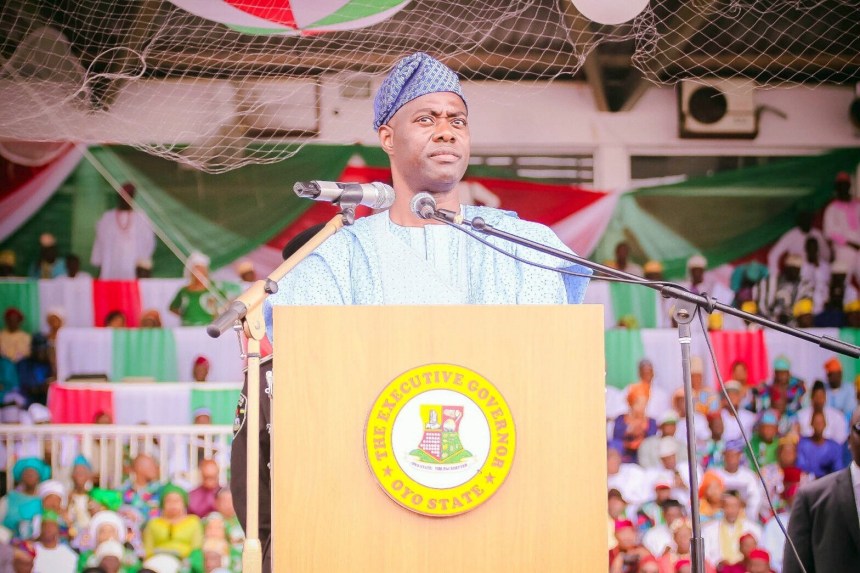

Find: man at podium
<box><xmin>232</xmin><ymin>52</ymin><xmax>591</xmax><ymax>573</ymax></box>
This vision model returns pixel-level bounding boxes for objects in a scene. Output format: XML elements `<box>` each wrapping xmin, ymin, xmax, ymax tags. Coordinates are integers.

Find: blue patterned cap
<box><xmin>373</xmin><ymin>52</ymin><xmax>467</xmax><ymax>130</ymax></box>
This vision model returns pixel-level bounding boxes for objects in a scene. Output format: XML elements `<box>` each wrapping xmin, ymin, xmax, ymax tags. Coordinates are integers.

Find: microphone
<box><xmin>293</xmin><ymin>181</ymin><xmax>395</xmax><ymax>210</ymax></box>
<box><xmin>410</xmin><ymin>192</ymin><xmax>437</xmax><ymax>219</ymax></box>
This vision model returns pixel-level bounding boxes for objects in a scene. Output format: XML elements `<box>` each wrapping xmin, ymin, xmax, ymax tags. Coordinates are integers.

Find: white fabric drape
<box><xmin>38</xmin><ymin>277</ymin><xmax>95</xmax><ymax>330</ymax></box>
<box><xmin>138</xmin><ymin>278</ymin><xmax>186</xmax><ymax>328</ymax></box>
<box><xmin>56</xmin><ymin>327</ymin><xmax>113</xmax><ymax>382</ymax></box>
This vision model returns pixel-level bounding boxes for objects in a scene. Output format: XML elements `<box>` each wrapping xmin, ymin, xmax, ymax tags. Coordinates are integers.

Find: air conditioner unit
<box><xmin>679</xmin><ymin>78</ymin><xmax>758</xmax><ymax>139</ymax></box>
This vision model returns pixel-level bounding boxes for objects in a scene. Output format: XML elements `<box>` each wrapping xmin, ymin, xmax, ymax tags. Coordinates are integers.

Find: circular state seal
<box><xmin>364</xmin><ymin>363</ymin><xmax>516</xmax><ymax>517</ymax></box>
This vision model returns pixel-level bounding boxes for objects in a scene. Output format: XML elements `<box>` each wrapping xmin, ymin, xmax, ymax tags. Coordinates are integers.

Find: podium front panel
<box><xmin>272</xmin><ymin>305</ymin><xmax>607</xmax><ymax>572</ymax></box>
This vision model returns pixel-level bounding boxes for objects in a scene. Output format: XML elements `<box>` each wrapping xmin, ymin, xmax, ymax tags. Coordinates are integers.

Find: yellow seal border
<box><xmin>364</xmin><ymin>363</ymin><xmax>516</xmax><ymax>517</ymax></box>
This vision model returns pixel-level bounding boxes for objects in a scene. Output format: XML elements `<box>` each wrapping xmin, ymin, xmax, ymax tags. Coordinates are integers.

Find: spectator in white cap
<box><xmin>720</xmin><ymin>380</ymin><xmax>758</xmax><ymax>443</ymax></box>
<box><xmin>77</xmin><ymin>510</ymin><xmax>141</xmax><ymax>572</ymax></box>
<box><xmin>29</xmin><ymin>232</ymin><xmax>66</xmax><ymax>279</ymax></box>
<box><xmin>644</xmin><ymin>437</ymin><xmax>701</xmax><ymax>512</ymax></box>
<box><xmin>607</xmin><ymin>441</ymin><xmax>648</xmax><ymax>508</ymax></box>
<box><xmin>714</xmin><ymin>439</ymin><xmax>763</xmax><ymax>521</ymax></box>
<box><xmin>683</xmin><ymin>254</ymin><xmax>708</xmax><ymax>295</ymax></box>
<box><xmin>170</xmin><ymin>252</ymin><xmax>224</xmax><ymax>327</ymax></box>
<box><xmin>33</xmin><ymin>479</ymin><xmax>72</xmax><ymax>542</ymax></box>
<box><xmin>92</xmin><ymin>539</ymin><xmax>125</xmax><ymax>573</ymax></box>
<box><xmin>768</xmin><ymin>253</ymin><xmax>814</xmax><ymax>325</ymax></box>
<box><xmin>638</xmin><ymin>410</ymin><xmax>687</xmax><ymax>469</ymax></box>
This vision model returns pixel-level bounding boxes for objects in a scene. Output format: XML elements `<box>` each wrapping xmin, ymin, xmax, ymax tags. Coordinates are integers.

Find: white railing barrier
<box><xmin>0</xmin><ymin>425</ymin><xmax>233</xmax><ymax>491</ymax></box>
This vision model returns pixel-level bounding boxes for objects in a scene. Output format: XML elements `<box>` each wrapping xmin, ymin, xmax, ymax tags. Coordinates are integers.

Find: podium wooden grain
<box><xmin>272</xmin><ymin>305</ymin><xmax>607</xmax><ymax>572</ymax></box>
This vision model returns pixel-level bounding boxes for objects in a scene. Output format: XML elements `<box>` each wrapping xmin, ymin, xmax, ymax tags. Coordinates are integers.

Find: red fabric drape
<box><xmin>47</xmin><ymin>384</ymin><xmax>114</xmax><ymax>424</ymax></box>
<box><xmin>708</xmin><ymin>330</ymin><xmax>769</xmax><ymax>387</ymax></box>
<box><xmin>92</xmin><ymin>280</ymin><xmax>142</xmax><ymax>327</ymax></box>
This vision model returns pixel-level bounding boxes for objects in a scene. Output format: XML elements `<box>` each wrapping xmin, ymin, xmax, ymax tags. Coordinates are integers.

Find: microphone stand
<box><xmin>207</xmin><ymin>205</ymin><xmax>357</xmax><ymax>573</ymax></box>
<box><xmin>429</xmin><ymin>208</ymin><xmax>860</xmax><ymax>573</ymax></box>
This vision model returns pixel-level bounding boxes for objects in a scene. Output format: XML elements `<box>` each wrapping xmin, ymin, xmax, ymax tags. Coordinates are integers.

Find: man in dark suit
<box><xmin>784</xmin><ymin>405</ymin><xmax>860</xmax><ymax>572</ymax></box>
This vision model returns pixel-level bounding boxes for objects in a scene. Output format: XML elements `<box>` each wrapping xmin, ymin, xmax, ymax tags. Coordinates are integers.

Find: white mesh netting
<box><xmin>0</xmin><ymin>0</ymin><xmax>858</xmax><ymax>172</ymax></box>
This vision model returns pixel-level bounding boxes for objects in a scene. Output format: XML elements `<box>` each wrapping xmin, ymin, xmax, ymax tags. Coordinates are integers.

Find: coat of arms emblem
<box><xmin>409</xmin><ymin>405</ymin><xmax>473</xmax><ymax>466</ymax></box>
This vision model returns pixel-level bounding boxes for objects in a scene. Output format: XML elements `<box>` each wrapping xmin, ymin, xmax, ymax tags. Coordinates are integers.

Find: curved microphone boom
<box><xmin>293</xmin><ymin>181</ymin><xmax>395</xmax><ymax>209</ymax></box>
<box><xmin>410</xmin><ymin>192</ymin><xmax>437</xmax><ymax>219</ymax></box>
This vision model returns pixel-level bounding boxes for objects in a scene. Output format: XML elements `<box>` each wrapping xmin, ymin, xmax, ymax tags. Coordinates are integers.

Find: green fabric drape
<box><xmin>604</xmin><ymin>328</ymin><xmax>646</xmax><ymax>389</ymax></box>
<box><xmin>609</xmin><ymin>283</ymin><xmax>658</xmax><ymax>328</ymax></box>
<box><xmin>111</xmin><ymin>328</ymin><xmax>179</xmax><ymax>382</ymax></box>
<box><xmin>190</xmin><ymin>387</ymin><xmax>240</xmax><ymax>425</ymax></box>
<box><xmin>838</xmin><ymin>328</ymin><xmax>860</xmax><ymax>382</ymax></box>
<box><xmin>0</xmin><ymin>280</ymin><xmax>40</xmax><ymax>333</ymax></box>
<box><xmin>96</xmin><ymin>145</ymin><xmax>357</xmax><ymax>276</ymax></box>
<box><xmin>594</xmin><ymin>148</ymin><xmax>860</xmax><ymax>278</ymax></box>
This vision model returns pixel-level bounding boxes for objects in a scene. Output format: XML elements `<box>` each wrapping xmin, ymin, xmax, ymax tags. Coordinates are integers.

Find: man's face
<box><xmin>722</xmin><ymin>495</ymin><xmax>742</xmax><ymax>523</ymax></box>
<box><xmin>778</xmin><ymin>442</ymin><xmax>797</xmax><ymax>467</ymax></box>
<box><xmin>193</xmin><ymin>363</ymin><xmax>209</xmax><ymax>382</ymax></box>
<box><xmin>20</xmin><ymin>468</ymin><xmax>40</xmax><ymax>489</ymax></box>
<box><xmin>200</xmin><ymin>461</ymin><xmax>219</xmax><ymax>490</ymax></box>
<box><xmin>99</xmin><ymin>556</ymin><xmax>121</xmax><ymax>573</ymax></box>
<box><xmin>724</xmin><ymin>450</ymin><xmax>742</xmax><ymax>472</ymax></box>
<box><xmin>726</xmin><ymin>389</ymin><xmax>742</xmax><ymax>409</ymax></box>
<box><xmin>812</xmin><ymin>388</ymin><xmax>826</xmax><ymax>409</ymax></box>
<box><xmin>690</xmin><ymin>267</ymin><xmax>705</xmax><ymax>284</ymax></box>
<box><xmin>827</xmin><ymin>370</ymin><xmax>843</xmax><ymax>388</ymax></box>
<box><xmin>379</xmin><ymin>92</ymin><xmax>470</xmax><ymax>195</ymax></box>
<box><xmin>134</xmin><ymin>456</ymin><xmax>157</xmax><ymax>482</ymax></box>
<box><xmin>660</xmin><ymin>422</ymin><xmax>676</xmax><ymax>438</ymax></box>
<box><xmin>759</xmin><ymin>423</ymin><xmax>777</xmax><ymax>443</ymax></box>
<box><xmin>72</xmin><ymin>465</ymin><xmax>91</xmax><ymax>489</ymax></box>
<box><xmin>811</xmin><ymin>411</ymin><xmax>826</xmax><ymax>437</ymax></box>
<box><xmin>747</xmin><ymin>559</ymin><xmax>770</xmax><ymax>573</ymax></box>
<box><xmin>660</xmin><ymin>453</ymin><xmax>677</xmax><ymax>470</ymax></box>
<box><xmin>848</xmin><ymin>408</ymin><xmax>860</xmax><ymax>466</ymax></box>
<box><xmin>39</xmin><ymin>520</ymin><xmax>59</xmax><ymax>545</ymax></box>
<box><xmin>5</xmin><ymin>313</ymin><xmax>21</xmax><ymax>331</ymax></box>
<box><xmin>639</xmin><ymin>363</ymin><xmax>654</xmax><ymax>383</ymax></box>
<box><xmin>614</xmin><ymin>525</ymin><xmax>636</xmax><ymax>550</ymax></box>
<box><xmin>663</xmin><ymin>505</ymin><xmax>682</xmax><ymax>525</ymax></box>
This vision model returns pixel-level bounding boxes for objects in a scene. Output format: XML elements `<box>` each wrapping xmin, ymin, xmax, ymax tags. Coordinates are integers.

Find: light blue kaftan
<box><xmin>264</xmin><ymin>205</ymin><xmax>591</xmax><ymax>339</ymax></box>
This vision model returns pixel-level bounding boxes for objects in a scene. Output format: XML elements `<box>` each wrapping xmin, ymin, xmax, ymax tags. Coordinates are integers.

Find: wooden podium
<box><xmin>271</xmin><ymin>305</ymin><xmax>607</xmax><ymax>572</ymax></box>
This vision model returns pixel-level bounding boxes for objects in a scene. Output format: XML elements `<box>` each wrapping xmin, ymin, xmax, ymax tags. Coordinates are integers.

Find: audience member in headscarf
<box><xmin>104</xmin><ymin>311</ymin><xmax>127</xmax><ymax>328</ymax></box>
<box><xmin>170</xmin><ymin>253</ymin><xmax>222</xmax><ymax>327</ymax></box>
<box><xmin>626</xmin><ymin>359</ymin><xmax>672</xmax><ymax>419</ymax></box>
<box><xmin>0</xmin><ymin>309</ymin><xmax>30</xmax><ymax>364</ymax></box>
<box><xmin>77</xmin><ymin>510</ymin><xmax>141</xmax><ymax>573</ymax></box>
<box><xmin>698</xmin><ymin>471</ymin><xmax>725</xmax><ymax>524</ymax></box>
<box><xmin>614</xmin><ymin>387</ymin><xmax>658</xmax><ymax>463</ymax></box>
<box><xmin>609</xmin><ymin>518</ymin><xmax>653</xmax><ymax>573</ymax></box>
<box><xmin>747</xmin><ymin>410</ymin><xmax>780</xmax><ymax>469</ymax></box>
<box><xmin>67</xmin><ymin>456</ymin><xmax>94</xmax><ymax>538</ymax></box>
<box><xmin>823</xmin><ymin>356</ymin><xmax>857</xmax><ymax>419</ymax></box>
<box><xmin>34</xmin><ymin>480</ymin><xmax>71</xmax><ymax>543</ymax></box>
<box><xmin>0</xmin><ymin>458</ymin><xmax>50</xmax><ymax>540</ymax></box>
<box><xmin>142</xmin><ymin>484</ymin><xmax>203</xmax><ymax>560</ymax></box>
<box><xmin>192</xmin><ymin>357</ymin><xmax>210</xmax><ymax>383</ymax></box>
<box><xmin>28</xmin><ymin>233</ymin><xmax>66</xmax><ymax>279</ymax></box>
<box><xmin>714</xmin><ymin>440</ymin><xmax>763</xmax><ymax>521</ymax></box>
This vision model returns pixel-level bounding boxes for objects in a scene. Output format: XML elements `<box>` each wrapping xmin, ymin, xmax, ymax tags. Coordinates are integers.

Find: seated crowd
<box><xmin>606</xmin><ymin>354</ymin><xmax>858</xmax><ymax>573</ymax></box>
<box><xmin>0</xmin><ymin>453</ymin><xmax>241</xmax><ymax>573</ymax></box>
